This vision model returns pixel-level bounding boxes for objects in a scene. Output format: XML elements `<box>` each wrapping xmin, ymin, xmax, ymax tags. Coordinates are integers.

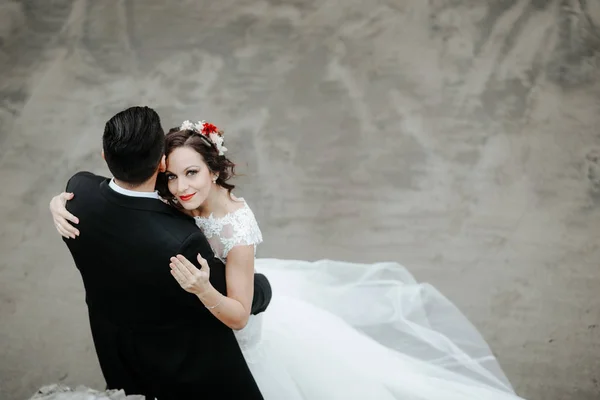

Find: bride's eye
<box><xmin>165</xmin><ymin>174</ymin><xmax>176</xmax><ymax>181</ymax></box>
<box><xmin>186</xmin><ymin>170</ymin><xmax>198</xmax><ymax>177</ymax></box>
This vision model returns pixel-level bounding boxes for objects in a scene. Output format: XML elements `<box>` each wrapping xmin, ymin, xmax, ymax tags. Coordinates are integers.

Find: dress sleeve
<box><xmin>217</xmin><ymin>205</ymin><xmax>263</xmax><ymax>259</ymax></box>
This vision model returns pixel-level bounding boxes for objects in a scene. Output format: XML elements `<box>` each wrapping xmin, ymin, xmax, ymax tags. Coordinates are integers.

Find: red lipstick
<box><xmin>179</xmin><ymin>193</ymin><xmax>196</xmax><ymax>202</ymax></box>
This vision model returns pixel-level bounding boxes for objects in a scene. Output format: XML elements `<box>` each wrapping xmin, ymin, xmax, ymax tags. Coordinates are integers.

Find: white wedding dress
<box><xmin>32</xmin><ymin>199</ymin><xmax>527</xmax><ymax>400</ymax></box>
<box><xmin>192</xmin><ymin>199</ymin><xmax>527</xmax><ymax>400</ymax></box>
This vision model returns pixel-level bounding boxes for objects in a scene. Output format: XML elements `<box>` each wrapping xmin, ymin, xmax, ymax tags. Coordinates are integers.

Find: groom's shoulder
<box><xmin>66</xmin><ymin>171</ymin><xmax>106</xmax><ymax>191</ymax></box>
<box><xmin>156</xmin><ymin>212</ymin><xmax>203</xmax><ymax>243</ymax></box>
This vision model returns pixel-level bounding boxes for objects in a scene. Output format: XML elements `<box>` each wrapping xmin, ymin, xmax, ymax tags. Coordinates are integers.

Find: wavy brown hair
<box><xmin>155</xmin><ymin>127</ymin><xmax>236</xmax><ymax>208</ymax></box>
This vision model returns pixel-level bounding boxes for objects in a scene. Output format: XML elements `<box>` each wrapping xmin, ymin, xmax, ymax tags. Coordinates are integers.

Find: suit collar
<box><xmin>108</xmin><ymin>178</ymin><xmax>160</xmax><ymax>200</ymax></box>
<box><xmin>99</xmin><ymin>180</ymin><xmax>180</xmax><ymax>215</ymax></box>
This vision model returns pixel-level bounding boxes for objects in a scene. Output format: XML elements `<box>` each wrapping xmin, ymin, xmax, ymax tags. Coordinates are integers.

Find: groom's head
<box><xmin>102</xmin><ymin>106</ymin><xmax>165</xmax><ymax>186</ymax></box>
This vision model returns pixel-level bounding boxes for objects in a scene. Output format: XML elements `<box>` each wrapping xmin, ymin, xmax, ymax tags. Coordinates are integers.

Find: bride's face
<box><xmin>165</xmin><ymin>146</ymin><xmax>216</xmax><ymax>210</ymax></box>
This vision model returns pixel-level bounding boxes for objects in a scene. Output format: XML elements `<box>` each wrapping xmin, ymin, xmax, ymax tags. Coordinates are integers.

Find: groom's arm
<box><xmin>179</xmin><ymin>232</ymin><xmax>272</xmax><ymax>315</ymax></box>
<box><xmin>250</xmin><ymin>273</ymin><xmax>271</xmax><ymax>315</ymax></box>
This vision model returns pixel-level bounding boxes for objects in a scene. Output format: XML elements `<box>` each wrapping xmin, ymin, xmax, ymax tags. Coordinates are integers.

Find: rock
<box><xmin>29</xmin><ymin>384</ymin><xmax>144</xmax><ymax>400</ymax></box>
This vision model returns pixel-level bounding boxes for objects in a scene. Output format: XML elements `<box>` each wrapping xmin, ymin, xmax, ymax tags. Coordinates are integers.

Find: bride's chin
<box><xmin>183</xmin><ymin>200</ymin><xmax>203</xmax><ymax>212</ymax></box>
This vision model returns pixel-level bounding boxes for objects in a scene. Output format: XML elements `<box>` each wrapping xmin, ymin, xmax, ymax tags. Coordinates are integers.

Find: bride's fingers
<box><xmin>169</xmin><ymin>263</ymin><xmax>185</xmax><ymax>285</ymax></box>
<box><xmin>56</xmin><ymin>224</ymin><xmax>70</xmax><ymax>238</ymax></box>
<box><xmin>176</xmin><ymin>254</ymin><xmax>203</xmax><ymax>275</ymax></box>
<box><xmin>60</xmin><ymin>210</ymin><xmax>79</xmax><ymax>225</ymax></box>
<box><xmin>54</xmin><ymin>206</ymin><xmax>79</xmax><ymax>225</ymax></box>
<box><xmin>53</xmin><ymin>218</ymin><xmax>73</xmax><ymax>238</ymax></box>
<box><xmin>170</xmin><ymin>270</ymin><xmax>184</xmax><ymax>286</ymax></box>
<box><xmin>60</xmin><ymin>192</ymin><xmax>75</xmax><ymax>202</ymax></box>
<box><xmin>170</xmin><ymin>256</ymin><xmax>193</xmax><ymax>280</ymax></box>
<box><xmin>56</xmin><ymin>202</ymin><xmax>79</xmax><ymax>225</ymax></box>
<box><xmin>196</xmin><ymin>254</ymin><xmax>209</xmax><ymax>271</ymax></box>
<box><xmin>59</xmin><ymin>227</ymin><xmax>73</xmax><ymax>239</ymax></box>
<box><xmin>54</xmin><ymin>217</ymin><xmax>79</xmax><ymax>238</ymax></box>
<box><xmin>50</xmin><ymin>193</ymin><xmax>79</xmax><ymax>224</ymax></box>
<box><xmin>185</xmin><ymin>254</ymin><xmax>209</xmax><ymax>276</ymax></box>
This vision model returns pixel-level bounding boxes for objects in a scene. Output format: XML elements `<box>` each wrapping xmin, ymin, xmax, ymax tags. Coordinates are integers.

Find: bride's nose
<box><xmin>177</xmin><ymin>178</ymin><xmax>189</xmax><ymax>194</ymax></box>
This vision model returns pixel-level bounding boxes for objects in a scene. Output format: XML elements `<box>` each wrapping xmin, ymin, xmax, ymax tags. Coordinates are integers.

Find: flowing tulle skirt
<box><xmin>235</xmin><ymin>258</ymin><xmax>525</xmax><ymax>400</ymax></box>
<box><xmin>31</xmin><ymin>259</ymin><xmax>526</xmax><ymax>400</ymax></box>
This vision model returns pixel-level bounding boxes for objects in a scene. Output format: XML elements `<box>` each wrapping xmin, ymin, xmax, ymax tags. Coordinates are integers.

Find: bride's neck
<box><xmin>195</xmin><ymin>185</ymin><xmax>230</xmax><ymax>217</ymax></box>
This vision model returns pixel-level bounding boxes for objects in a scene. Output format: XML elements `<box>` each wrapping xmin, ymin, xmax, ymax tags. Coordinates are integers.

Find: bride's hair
<box><xmin>155</xmin><ymin>127</ymin><xmax>236</xmax><ymax>206</ymax></box>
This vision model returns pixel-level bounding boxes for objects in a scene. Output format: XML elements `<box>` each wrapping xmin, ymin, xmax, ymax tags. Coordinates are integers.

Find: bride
<box><xmin>48</xmin><ymin>119</ymin><xmax>526</xmax><ymax>399</ymax></box>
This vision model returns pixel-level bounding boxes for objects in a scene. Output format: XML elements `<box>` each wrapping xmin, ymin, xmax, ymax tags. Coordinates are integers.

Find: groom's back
<box><xmin>64</xmin><ymin>172</ymin><xmax>212</xmax><ymax>325</ymax></box>
<box><xmin>62</xmin><ymin>171</ymin><xmax>261</xmax><ymax>399</ymax></box>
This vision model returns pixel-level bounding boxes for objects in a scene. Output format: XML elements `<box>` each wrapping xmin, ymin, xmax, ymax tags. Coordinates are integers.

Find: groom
<box><xmin>56</xmin><ymin>106</ymin><xmax>270</xmax><ymax>399</ymax></box>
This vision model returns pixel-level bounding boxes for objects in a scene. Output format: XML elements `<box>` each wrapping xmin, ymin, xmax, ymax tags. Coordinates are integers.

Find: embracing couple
<box><xmin>48</xmin><ymin>106</ymin><xmax>528</xmax><ymax>399</ymax></box>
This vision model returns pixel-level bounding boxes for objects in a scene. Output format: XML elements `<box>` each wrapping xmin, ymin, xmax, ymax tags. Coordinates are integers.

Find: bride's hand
<box><xmin>169</xmin><ymin>254</ymin><xmax>211</xmax><ymax>295</ymax></box>
<box><xmin>49</xmin><ymin>192</ymin><xmax>80</xmax><ymax>239</ymax></box>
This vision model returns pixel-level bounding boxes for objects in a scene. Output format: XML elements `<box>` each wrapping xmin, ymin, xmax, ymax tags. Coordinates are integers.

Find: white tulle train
<box><xmin>237</xmin><ymin>258</ymin><xmax>526</xmax><ymax>400</ymax></box>
<box><xmin>31</xmin><ymin>258</ymin><xmax>526</xmax><ymax>400</ymax></box>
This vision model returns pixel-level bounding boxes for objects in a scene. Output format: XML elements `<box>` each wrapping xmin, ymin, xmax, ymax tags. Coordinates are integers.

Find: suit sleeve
<box><xmin>249</xmin><ymin>273</ymin><xmax>272</xmax><ymax>315</ymax></box>
<box><xmin>178</xmin><ymin>231</ymin><xmax>218</xmax><ymax>265</ymax></box>
<box><xmin>178</xmin><ymin>232</ymin><xmax>272</xmax><ymax>315</ymax></box>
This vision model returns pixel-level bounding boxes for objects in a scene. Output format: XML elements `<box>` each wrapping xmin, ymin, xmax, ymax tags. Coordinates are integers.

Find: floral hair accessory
<box><xmin>179</xmin><ymin>120</ymin><xmax>228</xmax><ymax>156</ymax></box>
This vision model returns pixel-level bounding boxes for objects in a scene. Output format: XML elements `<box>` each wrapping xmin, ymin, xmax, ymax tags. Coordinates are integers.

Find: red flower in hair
<box><xmin>202</xmin><ymin>122</ymin><xmax>218</xmax><ymax>135</ymax></box>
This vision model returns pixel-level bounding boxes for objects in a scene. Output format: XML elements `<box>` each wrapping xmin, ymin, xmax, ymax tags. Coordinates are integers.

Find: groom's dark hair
<box><xmin>103</xmin><ymin>106</ymin><xmax>165</xmax><ymax>186</ymax></box>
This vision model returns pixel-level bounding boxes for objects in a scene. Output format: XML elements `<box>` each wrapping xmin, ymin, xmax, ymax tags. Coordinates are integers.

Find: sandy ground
<box><xmin>1</xmin><ymin>1</ymin><xmax>600</xmax><ymax>399</ymax></box>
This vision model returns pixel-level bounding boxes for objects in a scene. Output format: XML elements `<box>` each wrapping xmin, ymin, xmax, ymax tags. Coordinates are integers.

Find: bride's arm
<box><xmin>200</xmin><ymin>246</ymin><xmax>255</xmax><ymax>330</ymax></box>
<box><xmin>171</xmin><ymin>203</ymin><xmax>264</xmax><ymax>330</ymax></box>
<box><xmin>170</xmin><ymin>246</ymin><xmax>255</xmax><ymax>331</ymax></box>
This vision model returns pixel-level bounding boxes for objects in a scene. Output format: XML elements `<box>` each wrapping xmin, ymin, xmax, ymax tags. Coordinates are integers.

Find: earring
<box><xmin>212</xmin><ymin>177</ymin><xmax>217</xmax><ymax>183</ymax></box>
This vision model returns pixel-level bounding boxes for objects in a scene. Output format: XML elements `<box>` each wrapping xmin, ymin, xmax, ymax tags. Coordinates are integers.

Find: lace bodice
<box><xmin>193</xmin><ymin>199</ymin><xmax>263</xmax><ymax>261</ymax></box>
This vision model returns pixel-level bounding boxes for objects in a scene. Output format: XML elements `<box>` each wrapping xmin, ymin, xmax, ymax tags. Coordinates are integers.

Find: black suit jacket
<box><xmin>63</xmin><ymin>172</ymin><xmax>269</xmax><ymax>399</ymax></box>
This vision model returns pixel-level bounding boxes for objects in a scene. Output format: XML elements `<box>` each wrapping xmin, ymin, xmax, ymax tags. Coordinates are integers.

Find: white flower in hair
<box><xmin>179</xmin><ymin>119</ymin><xmax>228</xmax><ymax>156</ymax></box>
<box><xmin>209</xmin><ymin>132</ymin><xmax>228</xmax><ymax>156</ymax></box>
<box><xmin>180</xmin><ymin>120</ymin><xmax>195</xmax><ymax>131</ymax></box>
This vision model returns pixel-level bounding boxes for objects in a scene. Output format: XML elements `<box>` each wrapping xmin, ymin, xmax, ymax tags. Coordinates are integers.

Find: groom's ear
<box><xmin>158</xmin><ymin>155</ymin><xmax>166</xmax><ymax>173</ymax></box>
<box><xmin>101</xmin><ymin>150</ymin><xmax>105</xmax><ymax>161</ymax></box>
